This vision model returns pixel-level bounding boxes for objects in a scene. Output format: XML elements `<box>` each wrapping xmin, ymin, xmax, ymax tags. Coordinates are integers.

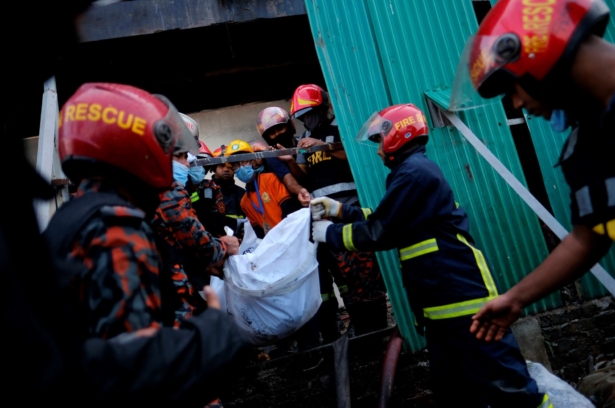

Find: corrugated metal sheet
<box><xmin>519</xmin><ymin>0</ymin><xmax>615</xmax><ymax>300</ymax></box>
<box><xmin>305</xmin><ymin>0</ymin><xmax>561</xmax><ymax>351</ymax></box>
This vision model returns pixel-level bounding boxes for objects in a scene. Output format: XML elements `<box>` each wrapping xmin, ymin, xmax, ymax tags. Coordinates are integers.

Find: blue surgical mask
<box><xmin>235</xmin><ymin>164</ymin><xmax>255</xmax><ymax>183</ymax></box>
<box><xmin>550</xmin><ymin>109</ymin><xmax>570</xmax><ymax>132</ymax></box>
<box><xmin>172</xmin><ymin>161</ymin><xmax>189</xmax><ymax>186</ymax></box>
<box><xmin>254</xmin><ymin>165</ymin><xmax>265</xmax><ymax>174</ymax></box>
<box><xmin>188</xmin><ymin>165</ymin><xmax>206</xmax><ymax>184</ymax></box>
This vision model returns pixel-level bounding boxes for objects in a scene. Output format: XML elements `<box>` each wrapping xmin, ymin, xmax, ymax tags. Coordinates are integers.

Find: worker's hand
<box><xmin>311</xmin><ymin>220</ymin><xmax>333</xmax><ymax>243</ymax></box>
<box><xmin>310</xmin><ymin>197</ymin><xmax>341</xmax><ymax>220</ymax></box>
<box><xmin>275</xmin><ymin>143</ymin><xmax>295</xmax><ymax>162</ymax></box>
<box><xmin>469</xmin><ymin>293</ymin><xmax>524</xmax><ymax>342</ymax></box>
<box><xmin>220</xmin><ymin>235</ymin><xmax>239</xmax><ymax>256</ymax></box>
<box><xmin>298</xmin><ymin>188</ymin><xmax>311</xmax><ymax>207</ymax></box>
<box><xmin>203</xmin><ymin>285</ymin><xmax>220</xmax><ymax>310</ymax></box>
<box><xmin>297</xmin><ymin>137</ymin><xmax>326</xmax><ymax>148</ymax></box>
<box><xmin>207</xmin><ymin>258</ymin><xmax>225</xmax><ymax>278</ymax></box>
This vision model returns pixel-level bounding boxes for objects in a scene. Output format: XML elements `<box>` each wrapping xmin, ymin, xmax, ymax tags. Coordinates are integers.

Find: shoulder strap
<box><xmin>43</xmin><ymin>192</ymin><xmax>133</xmax><ymax>258</ymax></box>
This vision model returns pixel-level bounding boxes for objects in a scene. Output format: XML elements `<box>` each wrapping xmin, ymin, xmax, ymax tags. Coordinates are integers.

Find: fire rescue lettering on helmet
<box><xmin>59</xmin><ymin>103</ymin><xmax>147</xmax><ymax>136</ymax></box>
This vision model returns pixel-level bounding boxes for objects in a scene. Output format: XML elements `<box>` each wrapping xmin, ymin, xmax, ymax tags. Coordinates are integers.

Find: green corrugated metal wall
<box><xmin>305</xmin><ymin>0</ymin><xmax>562</xmax><ymax>351</ymax></box>
<box><xmin>489</xmin><ymin>0</ymin><xmax>615</xmax><ymax>299</ymax></box>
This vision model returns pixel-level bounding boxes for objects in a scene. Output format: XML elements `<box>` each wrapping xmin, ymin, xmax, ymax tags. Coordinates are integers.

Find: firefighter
<box><xmin>151</xmin><ymin>118</ymin><xmax>238</xmax><ymax>326</ymax></box>
<box><xmin>224</xmin><ymin>139</ymin><xmax>301</xmax><ymax>238</ymax></box>
<box><xmin>451</xmin><ymin>0</ymin><xmax>615</xmax><ymax>343</ymax></box>
<box><xmin>44</xmin><ymin>82</ymin><xmax>247</xmax><ymax>404</ymax></box>
<box><xmin>310</xmin><ymin>103</ymin><xmax>550</xmax><ymax>408</ymax></box>
<box><xmin>256</xmin><ymin>106</ymin><xmax>311</xmax><ymax>206</ymax></box>
<box><xmin>290</xmin><ymin>84</ymin><xmax>388</xmax><ymax>340</ymax></box>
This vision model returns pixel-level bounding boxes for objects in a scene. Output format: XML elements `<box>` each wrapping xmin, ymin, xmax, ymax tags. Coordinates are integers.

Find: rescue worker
<box><xmin>224</xmin><ymin>140</ymin><xmax>301</xmax><ymax>238</ymax></box>
<box><xmin>310</xmin><ymin>103</ymin><xmax>550</xmax><ymax>408</ymax></box>
<box><xmin>151</xmin><ymin>121</ymin><xmax>238</xmax><ymax>327</ymax></box>
<box><xmin>209</xmin><ymin>149</ymin><xmax>248</xmax><ymax>233</ymax></box>
<box><xmin>290</xmin><ymin>84</ymin><xmax>388</xmax><ymax>340</ymax></box>
<box><xmin>43</xmin><ymin>82</ymin><xmax>247</xmax><ymax>404</ymax></box>
<box><xmin>256</xmin><ymin>107</ymin><xmax>311</xmax><ymax>207</ymax></box>
<box><xmin>451</xmin><ymin>0</ymin><xmax>615</xmax><ymax>343</ymax></box>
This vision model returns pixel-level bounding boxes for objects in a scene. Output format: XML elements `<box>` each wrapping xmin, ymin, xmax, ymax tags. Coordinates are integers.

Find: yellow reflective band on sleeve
<box><xmin>456</xmin><ymin>234</ymin><xmax>499</xmax><ymax>298</ymax></box>
<box><xmin>423</xmin><ymin>295</ymin><xmax>498</xmax><ymax>320</ymax></box>
<box><xmin>399</xmin><ymin>238</ymin><xmax>438</xmax><ymax>261</ymax></box>
<box><xmin>361</xmin><ymin>208</ymin><xmax>372</xmax><ymax>220</ymax></box>
<box><xmin>594</xmin><ymin>223</ymin><xmax>606</xmax><ymax>235</ymax></box>
<box><xmin>537</xmin><ymin>394</ymin><xmax>552</xmax><ymax>408</ymax></box>
<box><xmin>225</xmin><ymin>214</ymin><xmax>246</xmax><ymax>219</ymax></box>
<box><xmin>607</xmin><ymin>219</ymin><xmax>615</xmax><ymax>241</ymax></box>
<box><xmin>342</xmin><ymin>224</ymin><xmax>358</xmax><ymax>251</ymax></box>
<box><xmin>190</xmin><ymin>192</ymin><xmax>199</xmax><ymax>203</ymax></box>
<box><xmin>321</xmin><ymin>293</ymin><xmax>330</xmax><ymax>302</ymax></box>
<box><xmin>337</xmin><ymin>285</ymin><xmax>348</xmax><ymax>294</ymax></box>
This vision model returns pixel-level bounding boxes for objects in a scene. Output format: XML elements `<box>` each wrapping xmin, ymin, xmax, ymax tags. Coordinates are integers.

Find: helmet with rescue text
<box><xmin>356</xmin><ymin>103</ymin><xmax>428</xmax><ymax>169</ymax></box>
<box><xmin>290</xmin><ymin>84</ymin><xmax>333</xmax><ymax>131</ymax></box>
<box><xmin>256</xmin><ymin>107</ymin><xmax>297</xmax><ymax>148</ymax></box>
<box><xmin>59</xmin><ymin>82</ymin><xmax>198</xmax><ymax>192</ymax></box>
<box><xmin>450</xmin><ymin>0</ymin><xmax>609</xmax><ymax>110</ymax></box>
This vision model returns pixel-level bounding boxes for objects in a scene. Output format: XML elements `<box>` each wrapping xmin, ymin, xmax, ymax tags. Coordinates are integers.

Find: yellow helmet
<box><xmin>224</xmin><ymin>140</ymin><xmax>253</xmax><ymax>156</ymax></box>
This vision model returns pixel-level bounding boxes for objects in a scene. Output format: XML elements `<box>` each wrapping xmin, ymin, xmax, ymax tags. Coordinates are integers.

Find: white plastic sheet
<box><xmin>214</xmin><ymin>209</ymin><xmax>321</xmax><ymax>345</ymax></box>
<box><xmin>527</xmin><ymin>361</ymin><xmax>595</xmax><ymax>408</ymax></box>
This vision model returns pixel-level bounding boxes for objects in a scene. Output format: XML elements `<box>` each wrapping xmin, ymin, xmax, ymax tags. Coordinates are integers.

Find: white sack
<box><xmin>527</xmin><ymin>361</ymin><xmax>595</xmax><ymax>408</ymax></box>
<box><xmin>221</xmin><ymin>208</ymin><xmax>321</xmax><ymax>345</ymax></box>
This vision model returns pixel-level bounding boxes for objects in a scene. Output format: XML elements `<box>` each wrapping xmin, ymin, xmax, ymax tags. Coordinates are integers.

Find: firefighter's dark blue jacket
<box><xmin>325</xmin><ymin>145</ymin><xmax>500</xmax><ymax>326</ymax></box>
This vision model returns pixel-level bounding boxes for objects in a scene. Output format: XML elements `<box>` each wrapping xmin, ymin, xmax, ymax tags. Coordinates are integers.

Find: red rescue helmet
<box><xmin>197</xmin><ymin>140</ymin><xmax>213</xmax><ymax>158</ymax></box>
<box><xmin>248</xmin><ymin>139</ymin><xmax>268</xmax><ymax>152</ymax></box>
<box><xmin>290</xmin><ymin>84</ymin><xmax>330</xmax><ymax>119</ymax></box>
<box><xmin>212</xmin><ymin>146</ymin><xmax>224</xmax><ymax>158</ymax></box>
<box><xmin>256</xmin><ymin>107</ymin><xmax>295</xmax><ymax>136</ymax></box>
<box><xmin>58</xmin><ymin>83</ymin><xmax>197</xmax><ymax>191</ymax></box>
<box><xmin>451</xmin><ymin>0</ymin><xmax>609</xmax><ymax>109</ymax></box>
<box><xmin>356</xmin><ymin>104</ymin><xmax>428</xmax><ymax>161</ymax></box>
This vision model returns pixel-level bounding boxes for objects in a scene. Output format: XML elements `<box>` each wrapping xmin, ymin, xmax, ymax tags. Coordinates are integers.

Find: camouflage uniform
<box><xmin>67</xmin><ymin>179</ymin><xmax>163</xmax><ymax>339</ymax></box>
<box><xmin>151</xmin><ymin>180</ymin><xmax>227</xmax><ymax>326</ymax></box>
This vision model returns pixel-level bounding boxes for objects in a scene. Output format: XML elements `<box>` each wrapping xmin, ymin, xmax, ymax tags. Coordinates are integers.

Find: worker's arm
<box><xmin>470</xmin><ymin>224</ymin><xmax>612</xmax><ymax>341</ymax></box>
<box><xmin>325</xmin><ymin>166</ymin><xmax>439</xmax><ymax>252</ymax></box>
<box><xmin>281</xmin><ymin>174</ymin><xmax>311</xmax><ymax>207</ymax></box>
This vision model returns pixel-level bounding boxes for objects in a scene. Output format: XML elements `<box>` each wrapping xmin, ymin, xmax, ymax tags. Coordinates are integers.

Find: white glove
<box><xmin>187</xmin><ymin>152</ymin><xmax>197</xmax><ymax>164</ymax></box>
<box><xmin>310</xmin><ymin>197</ymin><xmax>341</xmax><ymax>220</ymax></box>
<box><xmin>312</xmin><ymin>220</ymin><xmax>333</xmax><ymax>243</ymax></box>
<box><xmin>236</xmin><ymin>218</ymin><xmax>249</xmax><ymax>226</ymax></box>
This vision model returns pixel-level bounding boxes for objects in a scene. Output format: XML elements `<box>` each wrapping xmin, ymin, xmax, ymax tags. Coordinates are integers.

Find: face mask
<box><xmin>550</xmin><ymin>109</ymin><xmax>570</xmax><ymax>132</ymax></box>
<box><xmin>188</xmin><ymin>165</ymin><xmax>205</xmax><ymax>184</ymax></box>
<box><xmin>254</xmin><ymin>165</ymin><xmax>265</xmax><ymax>174</ymax></box>
<box><xmin>172</xmin><ymin>161</ymin><xmax>189</xmax><ymax>186</ymax></box>
<box><xmin>273</xmin><ymin>132</ymin><xmax>296</xmax><ymax>148</ymax></box>
<box><xmin>302</xmin><ymin>110</ymin><xmax>323</xmax><ymax>131</ymax></box>
<box><xmin>235</xmin><ymin>164</ymin><xmax>255</xmax><ymax>183</ymax></box>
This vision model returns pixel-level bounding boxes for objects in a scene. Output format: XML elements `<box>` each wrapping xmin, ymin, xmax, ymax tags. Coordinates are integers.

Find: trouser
<box><xmin>425</xmin><ymin>316</ymin><xmax>549</xmax><ymax>408</ymax></box>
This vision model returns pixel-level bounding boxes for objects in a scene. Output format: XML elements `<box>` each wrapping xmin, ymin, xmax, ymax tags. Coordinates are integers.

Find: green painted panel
<box><xmin>523</xmin><ymin>0</ymin><xmax>615</xmax><ymax>300</ymax></box>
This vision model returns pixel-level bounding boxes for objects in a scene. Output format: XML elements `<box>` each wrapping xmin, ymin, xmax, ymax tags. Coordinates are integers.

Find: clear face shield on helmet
<box><xmin>153</xmin><ymin>94</ymin><xmax>200</xmax><ymax>155</ymax></box>
<box><xmin>355</xmin><ymin>111</ymin><xmax>391</xmax><ymax>148</ymax></box>
<box><xmin>449</xmin><ymin>35</ymin><xmax>508</xmax><ymax>112</ymax></box>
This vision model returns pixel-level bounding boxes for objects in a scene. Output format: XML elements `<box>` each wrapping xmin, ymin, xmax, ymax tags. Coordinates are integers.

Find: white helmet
<box><xmin>179</xmin><ymin>113</ymin><xmax>199</xmax><ymax>140</ymax></box>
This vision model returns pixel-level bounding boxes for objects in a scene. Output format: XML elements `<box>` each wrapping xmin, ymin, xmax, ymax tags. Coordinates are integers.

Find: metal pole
<box><xmin>34</xmin><ymin>77</ymin><xmax>59</xmax><ymax>231</ymax></box>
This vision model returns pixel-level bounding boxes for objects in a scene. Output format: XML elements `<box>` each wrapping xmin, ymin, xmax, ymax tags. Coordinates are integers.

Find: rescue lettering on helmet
<box><xmin>521</xmin><ymin>0</ymin><xmax>556</xmax><ymax>53</ymax></box>
<box><xmin>59</xmin><ymin>103</ymin><xmax>147</xmax><ymax>136</ymax></box>
<box><xmin>394</xmin><ymin>114</ymin><xmax>427</xmax><ymax>130</ymax></box>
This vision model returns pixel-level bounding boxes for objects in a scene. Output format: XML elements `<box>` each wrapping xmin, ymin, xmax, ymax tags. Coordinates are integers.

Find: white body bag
<box><xmin>210</xmin><ymin>208</ymin><xmax>321</xmax><ymax>346</ymax></box>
